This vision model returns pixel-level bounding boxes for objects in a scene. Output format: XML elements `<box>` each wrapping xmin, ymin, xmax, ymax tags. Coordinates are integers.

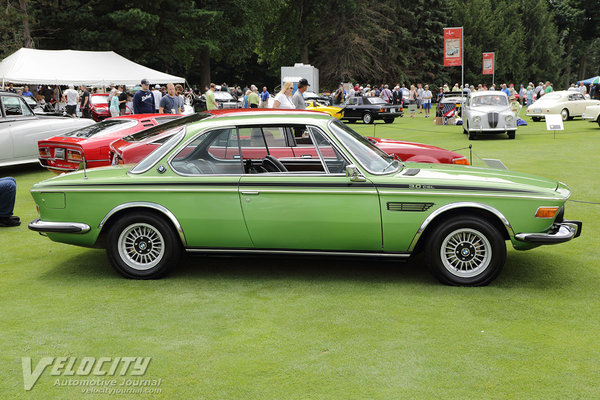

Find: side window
<box><xmin>2</xmin><ymin>97</ymin><xmax>23</xmax><ymax>116</ymax></box>
<box><xmin>171</xmin><ymin>128</ymin><xmax>243</xmax><ymax>175</ymax></box>
<box><xmin>309</xmin><ymin>127</ymin><xmax>348</xmax><ymax>174</ymax></box>
<box><xmin>19</xmin><ymin>98</ymin><xmax>33</xmax><ymax>116</ymax></box>
<box><xmin>262</xmin><ymin>127</ymin><xmax>286</xmax><ymax>147</ymax></box>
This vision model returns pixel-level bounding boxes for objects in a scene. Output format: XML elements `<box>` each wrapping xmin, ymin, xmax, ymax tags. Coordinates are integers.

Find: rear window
<box><xmin>63</xmin><ymin>119</ymin><xmax>136</xmax><ymax>138</ymax></box>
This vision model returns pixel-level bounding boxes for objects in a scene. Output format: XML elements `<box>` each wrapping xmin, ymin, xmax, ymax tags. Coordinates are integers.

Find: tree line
<box><xmin>1</xmin><ymin>0</ymin><xmax>598</xmax><ymax>90</ymax></box>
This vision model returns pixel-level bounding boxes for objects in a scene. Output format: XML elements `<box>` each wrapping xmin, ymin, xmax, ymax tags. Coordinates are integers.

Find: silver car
<box><xmin>0</xmin><ymin>93</ymin><xmax>94</xmax><ymax>167</ymax></box>
<box><xmin>463</xmin><ymin>91</ymin><xmax>517</xmax><ymax>140</ymax></box>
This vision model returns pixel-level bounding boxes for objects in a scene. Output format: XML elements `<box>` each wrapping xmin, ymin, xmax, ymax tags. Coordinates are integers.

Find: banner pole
<box><xmin>461</xmin><ymin>26</ymin><xmax>464</xmax><ymax>116</ymax></box>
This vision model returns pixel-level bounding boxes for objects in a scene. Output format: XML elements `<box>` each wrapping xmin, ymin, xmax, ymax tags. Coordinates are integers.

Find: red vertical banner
<box><xmin>482</xmin><ymin>52</ymin><xmax>494</xmax><ymax>75</ymax></box>
<box><xmin>443</xmin><ymin>27</ymin><xmax>463</xmax><ymax>67</ymax></box>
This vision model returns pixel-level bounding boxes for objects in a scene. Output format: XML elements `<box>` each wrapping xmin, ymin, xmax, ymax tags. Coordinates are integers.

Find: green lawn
<box><xmin>1</xmin><ymin>110</ymin><xmax>599</xmax><ymax>399</ymax></box>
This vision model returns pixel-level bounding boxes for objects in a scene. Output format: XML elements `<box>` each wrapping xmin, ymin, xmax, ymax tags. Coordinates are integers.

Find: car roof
<box><xmin>106</xmin><ymin>113</ymin><xmax>185</xmax><ymax>121</ymax></box>
<box><xmin>205</xmin><ymin>109</ymin><xmax>331</xmax><ymax>118</ymax></box>
<box><xmin>470</xmin><ymin>91</ymin><xmax>508</xmax><ymax>98</ymax></box>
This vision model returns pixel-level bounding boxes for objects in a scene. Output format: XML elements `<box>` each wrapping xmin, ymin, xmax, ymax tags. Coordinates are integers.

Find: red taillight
<box><xmin>67</xmin><ymin>149</ymin><xmax>83</xmax><ymax>162</ymax></box>
<box><xmin>39</xmin><ymin>147</ymin><xmax>51</xmax><ymax>158</ymax></box>
<box><xmin>452</xmin><ymin>157</ymin><xmax>470</xmax><ymax>165</ymax></box>
<box><xmin>380</xmin><ymin>108</ymin><xmax>385</xmax><ymax>112</ymax></box>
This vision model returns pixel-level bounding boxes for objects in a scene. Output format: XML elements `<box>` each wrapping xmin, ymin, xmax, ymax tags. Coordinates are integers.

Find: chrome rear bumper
<box><xmin>28</xmin><ymin>218</ymin><xmax>90</xmax><ymax>234</ymax></box>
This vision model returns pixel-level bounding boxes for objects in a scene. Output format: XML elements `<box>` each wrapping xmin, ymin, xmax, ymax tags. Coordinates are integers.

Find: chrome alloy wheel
<box><xmin>440</xmin><ymin>228</ymin><xmax>492</xmax><ymax>278</ymax></box>
<box><xmin>117</xmin><ymin>223</ymin><xmax>165</xmax><ymax>270</ymax></box>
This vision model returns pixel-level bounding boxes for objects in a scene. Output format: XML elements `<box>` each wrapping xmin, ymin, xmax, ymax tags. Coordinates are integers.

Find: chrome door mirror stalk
<box><xmin>346</xmin><ymin>164</ymin><xmax>366</xmax><ymax>182</ymax></box>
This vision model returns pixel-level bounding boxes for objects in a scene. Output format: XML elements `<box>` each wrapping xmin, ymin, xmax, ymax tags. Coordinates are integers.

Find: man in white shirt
<box><xmin>422</xmin><ymin>85</ymin><xmax>433</xmax><ymax>118</ymax></box>
<box><xmin>63</xmin><ymin>84</ymin><xmax>79</xmax><ymax>116</ymax></box>
<box><xmin>578</xmin><ymin>82</ymin><xmax>587</xmax><ymax>95</ymax></box>
<box><xmin>152</xmin><ymin>85</ymin><xmax>163</xmax><ymax>113</ymax></box>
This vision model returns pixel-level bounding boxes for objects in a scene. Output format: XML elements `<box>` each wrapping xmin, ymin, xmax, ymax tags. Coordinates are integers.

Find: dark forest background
<box><xmin>1</xmin><ymin>0</ymin><xmax>599</xmax><ymax>90</ymax></box>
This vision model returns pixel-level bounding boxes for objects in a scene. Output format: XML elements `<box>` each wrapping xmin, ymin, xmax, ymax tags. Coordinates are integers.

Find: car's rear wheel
<box><xmin>362</xmin><ymin>112</ymin><xmax>373</xmax><ymax>124</ymax></box>
<box><xmin>597</xmin><ymin>115</ymin><xmax>600</xmax><ymax>128</ymax></box>
<box><xmin>424</xmin><ymin>216</ymin><xmax>506</xmax><ymax>286</ymax></box>
<box><xmin>107</xmin><ymin>212</ymin><xmax>181</xmax><ymax>279</ymax></box>
<box><xmin>561</xmin><ymin>108</ymin><xmax>570</xmax><ymax>121</ymax></box>
<box><xmin>507</xmin><ymin>130</ymin><xmax>516</xmax><ymax>139</ymax></box>
<box><xmin>383</xmin><ymin>117</ymin><xmax>394</xmax><ymax>124</ymax></box>
<box><xmin>532</xmin><ymin>117</ymin><xmax>541</xmax><ymax>122</ymax></box>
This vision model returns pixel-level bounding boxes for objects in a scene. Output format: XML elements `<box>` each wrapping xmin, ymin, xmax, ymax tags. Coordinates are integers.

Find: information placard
<box><xmin>545</xmin><ymin>114</ymin><xmax>564</xmax><ymax>131</ymax></box>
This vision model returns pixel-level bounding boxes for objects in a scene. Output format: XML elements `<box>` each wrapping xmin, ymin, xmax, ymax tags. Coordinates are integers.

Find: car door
<box><xmin>343</xmin><ymin>97</ymin><xmax>359</xmax><ymax>119</ymax></box>
<box><xmin>239</xmin><ymin>124</ymin><xmax>383</xmax><ymax>251</ymax></box>
<box><xmin>0</xmin><ymin>97</ymin><xmax>14</xmax><ymax>163</ymax></box>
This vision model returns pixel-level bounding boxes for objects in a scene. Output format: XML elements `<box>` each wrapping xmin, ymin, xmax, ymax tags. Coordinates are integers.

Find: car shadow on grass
<box><xmin>40</xmin><ymin>247</ymin><xmax>574</xmax><ymax>289</ymax></box>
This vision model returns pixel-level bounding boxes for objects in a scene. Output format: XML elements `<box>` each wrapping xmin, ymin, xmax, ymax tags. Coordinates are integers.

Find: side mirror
<box><xmin>345</xmin><ymin>164</ymin><xmax>366</xmax><ymax>182</ymax></box>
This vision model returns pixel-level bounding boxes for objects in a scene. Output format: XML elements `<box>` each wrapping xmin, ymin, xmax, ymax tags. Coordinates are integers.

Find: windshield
<box><xmin>122</xmin><ymin>113</ymin><xmax>209</xmax><ymax>142</ymax></box>
<box><xmin>540</xmin><ymin>93</ymin><xmax>561</xmax><ymax>100</ymax></box>
<box><xmin>471</xmin><ymin>95</ymin><xmax>508</xmax><ymax>107</ymax></box>
<box><xmin>366</xmin><ymin>97</ymin><xmax>386</xmax><ymax>105</ymax></box>
<box><xmin>91</xmin><ymin>95</ymin><xmax>108</xmax><ymax>105</ymax></box>
<box><xmin>62</xmin><ymin>119</ymin><xmax>136</xmax><ymax>138</ymax></box>
<box><xmin>214</xmin><ymin>92</ymin><xmax>235</xmax><ymax>101</ymax></box>
<box><xmin>328</xmin><ymin>119</ymin><xmax>401</xmax><ymax>174</ymax></box>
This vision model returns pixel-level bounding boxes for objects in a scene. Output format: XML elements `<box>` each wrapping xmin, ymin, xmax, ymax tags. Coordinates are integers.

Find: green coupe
<box><xmin>29</xmin><ymin>111</ymin><xmax>582</xmax><ymax>285</ymax></box>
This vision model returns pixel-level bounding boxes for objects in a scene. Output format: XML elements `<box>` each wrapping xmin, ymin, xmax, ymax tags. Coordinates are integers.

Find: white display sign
<box><xmin>545</xmin><ymin>114</ymin><xmax>564</xmax><ymax>131</ymax></box>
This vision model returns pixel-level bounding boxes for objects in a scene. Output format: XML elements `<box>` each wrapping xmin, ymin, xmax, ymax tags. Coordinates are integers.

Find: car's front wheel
<box><xmin>507</xmin><ymin>130</ymin><xmax>516</xmax><ymax>139</ymax></box>
<box><xmin>362</xmin><ymin>112</ymin><xmax>373</xmax><ymax>124</ymax></box>
<box><xmin>561</xmin><ymin>108</ymin><xmax>570</xmax><ymax>121</ymax></box>
<box><xmin>424</xmin><ymin>216</ymin><xmax>506</xmax><ymax>286</ymax></box>
<box><xmin>596</xmin><ymin>115</ymin><xmax>600</xmax><ymax>127</ymax></box>
<box><xmin>107</xmin><ymin>212</ymin><xmax>182</xmax><ymax>279</ymax></box>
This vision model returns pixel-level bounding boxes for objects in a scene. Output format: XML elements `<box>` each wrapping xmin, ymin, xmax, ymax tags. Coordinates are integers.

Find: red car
<box><xmin>109</xmin><ymin>110</ymin><xmax>470</xmax><ymax>166</ymax></box>
<box><xmin>89</xmin><ymin>93</ymin><xmax>133</xmax><ymax>122</ymax></box>
<box><xmin>38</xmin><ymin>114</ymin><xmax>183</xmax><ymax>173</ymax></box>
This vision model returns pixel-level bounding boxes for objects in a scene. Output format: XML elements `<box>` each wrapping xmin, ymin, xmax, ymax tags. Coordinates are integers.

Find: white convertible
<box><xmin>0</xmin><ymin>93</ymin><xmax>94</xmax><ymax>167</ymax></box>
<box><xmin>526</xmin><ymin>90</ymin><xmax>600</xmax><ymax>122</ymax></box>
<box><xmin>463</xmin><ymin>91</ymin><xmax>517</xmax><ymax>140</ymax></box>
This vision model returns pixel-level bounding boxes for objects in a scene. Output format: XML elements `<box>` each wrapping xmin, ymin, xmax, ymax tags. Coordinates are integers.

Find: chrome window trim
<box><xmin>307</xmin><ymin>125</ymin><xmax>352</xmax><ymax>174</ymax></box>
<box><xmin>98</xmin><ymin>202</ymin><xmax>187</xmax><ymax>246</ymax></box>
<box><xmin>407</xmin><ymin>202</ymin><xmax>515</xmax><ymax>252</ymax></box>
<box><xmin>130</xmin><ymin>127</ymin><xmax>186</xmax><ymax>174</ymax></box>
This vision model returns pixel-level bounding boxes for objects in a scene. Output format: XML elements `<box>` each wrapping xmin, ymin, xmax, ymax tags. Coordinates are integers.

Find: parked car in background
<box><xmin>340</xmin><ymin>96</ymin><xmax>403</xmax><ymax>124</ymax></box>
<box><xmin>109</xmin><ymin>110</ymin><xmax>468</xmax><ymax>166</ymax></box>
<box><xmin>581</xmin><ymin>104</ymin><xmax>600</xmax><ymax>126</ymax></box>
<box><xmin>89</xmin><ymin>93</ymin><xmax>133</xmax><ymax>121</ymax></box>
<box><xmin>0</xmin><ymin>92</ymin><xmax>93</xmax><ymax>167</ymax></box>
<box><xmin>463</xmin><ymin>91</ymin><xmax>517</xmax><ymax>140</ymax></box>
<box><xmin>192</xmin><ymin>91</ymin><xmax>242</xmax><ymax>111</ymax></box>
<box><xmin>436</xmin><ymin>91</ymin><xmax>466</xmax><ymax>118</ymax></box>
<box><xmin>38</xmin><ymin>114</ymin><xmax>181</xmax><ymax>173</ymax></box>
<box><xmin>526</xmin><ymin>90</ymin><xmax>600</xmax><ymax>121</ymax></box>
<box><xmin>303</xmin><ymin>91</ymin><xmax>330</xmax><ymax>105</ymax></box>
<box><xmin>30</xmin><ymin>110</ymin><xmax>581</xmax><ymax>286</ymax></box>
<box><xmin>305</xmin><ymin>100</ymin><xmax>343</xmax><ymax>119</ymax></box>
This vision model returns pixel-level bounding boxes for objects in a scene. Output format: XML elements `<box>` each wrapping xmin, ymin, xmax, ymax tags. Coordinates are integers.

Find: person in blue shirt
<box><xmin>501</xmin><ymin>83</ymin><xmax>510</xmax><ymax>97</ymax></box>
<box><xmin>259</xmin><ymin>87</ymin><xmax>270</xmax><ymax>108</ymax></box>
<box><xmin>22</xmin><ymin>85</ymin><xmax>34</xmax><ymax>98</ymax></box>
<box><xmin>133</xmin><ymin>78</ymin><xmax>155</xmax><ymax>114</ymax></box>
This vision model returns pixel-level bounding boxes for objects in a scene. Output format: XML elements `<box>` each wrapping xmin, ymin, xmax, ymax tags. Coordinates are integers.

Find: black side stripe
<box><xmin>40</xmin><ymin>181</ymin><xmax>539</xmax><ymax>194</ymax></box>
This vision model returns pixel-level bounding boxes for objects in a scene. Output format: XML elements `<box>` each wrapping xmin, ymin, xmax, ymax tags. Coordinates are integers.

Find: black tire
<box><xmin>468</xmin><ymin>129</ymin><xmax>476</xmax><ymax>140</ymax></box>
<box><xmin>383</xmin><ymin>117</ymin><xmax>394</xmax><ymax>124</ymax></box>
<box><xmin>507</xmin><ymin>130</ymin><xmax>516</xmax><ymax>139</ymax></box>
<box><xmin>424</xmin><ymin>216</ymin><xmax>506</xmax><ymax>286</ymax></box>
<box><xmin>362</xmin><ymin>112</ymin><xmax>373</xmax><ymax>124</ymax></box>
<box><xmin>532</xmin><ymin>117</ymin><xmax>541</xmax><ymax>122</ymax></box>
<box><xmin>560</xmin><ymin>108</ymin><xmax>569</xmax><ymax>121</ymax></box>
<box><xmin>463</xmin><ymin>122</ymin><xmax>468</xmax><ymax>135</ymax></box>
<box><xmin>597</xmin><ymin>115</ymin><xmax>600</xmax><ymax>128</ymax></box>
<box><xmin>107</xmin><ymin>211</ymin><xmax>182</xmax><ymax>279</ymax></box>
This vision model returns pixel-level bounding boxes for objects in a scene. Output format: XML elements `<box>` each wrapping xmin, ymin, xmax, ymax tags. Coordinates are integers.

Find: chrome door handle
<box><xmin>241</xmin><ymin>191</ymin><xmax>260</xmax><ymax>195</ymax></box>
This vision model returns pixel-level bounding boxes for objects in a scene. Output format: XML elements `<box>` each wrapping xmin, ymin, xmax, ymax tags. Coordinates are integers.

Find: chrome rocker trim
<box><xmin>186</xmin><ymin>248</ymin><xmax>411</xmax><ymax>258</ymax></box>
<box><xmin>515</xmin><ymin>220</ymin><xmax>582</xmax><ymax>244</ymax></box>
<box><xmin>28</xmin><ymin>218</ymin><xmax>90</xmax><ymax>234</ymax></box>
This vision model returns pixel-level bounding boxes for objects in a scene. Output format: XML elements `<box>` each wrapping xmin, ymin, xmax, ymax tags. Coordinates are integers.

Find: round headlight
<box><xmin>473</xmin><ymin>116</ymin><xmax>481</xmax><ymax>124</ymax></box>
<box><xmin>505</xmin><ymin>115</ymin><xmax>514</xmax><ymax>123</ymax></box>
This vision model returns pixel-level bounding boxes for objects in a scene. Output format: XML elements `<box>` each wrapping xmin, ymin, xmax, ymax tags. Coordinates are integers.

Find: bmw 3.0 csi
<box><xmin>29</xmin><ymin>110</ymin><xmax>582</xmax><ymax>285</ymax></box>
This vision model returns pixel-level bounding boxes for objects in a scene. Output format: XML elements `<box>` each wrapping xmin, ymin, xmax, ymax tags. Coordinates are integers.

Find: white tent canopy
<box><xmin>0</xmin><ymin>48</ymin><xmax>185</xmax><ymax>87</ymax></box>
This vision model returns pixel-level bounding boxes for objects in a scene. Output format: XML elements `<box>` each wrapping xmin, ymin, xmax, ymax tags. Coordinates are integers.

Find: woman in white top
<box><xmin>272</xmin><ymin>82</ymin><xmax>294</xmax><ymax>109</ymax></box>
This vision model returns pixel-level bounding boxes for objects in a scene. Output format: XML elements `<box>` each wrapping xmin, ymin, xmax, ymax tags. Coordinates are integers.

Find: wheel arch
<box><xmin>96</xmin><ymin>202</ymin><xmax>187</xmax><ymax>248</ymax></box>
<box><xmin>409</xmin><ymin>202</ymin><xmax>513</xmax><ymax>253</ymax></box>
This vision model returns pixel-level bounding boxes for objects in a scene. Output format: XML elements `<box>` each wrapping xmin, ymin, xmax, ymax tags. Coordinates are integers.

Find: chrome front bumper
<box><xmin>29</xmin><ymin>218</ymin><xmax>90</xmax><ymax>234</ymax></box>
<box><xmin>515</xmin><ymin>220</ymin><xmax>582</xmax><ymax>244</ymax></box>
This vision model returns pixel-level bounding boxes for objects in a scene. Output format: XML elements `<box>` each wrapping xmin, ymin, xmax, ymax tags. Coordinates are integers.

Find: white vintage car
<box><xmin>0</xmin><ymin>93</ymin><xmax>94</xmax><ymax>167</ymax></box>
<box><xmin>463</xmin><ymin>91</ymin><xmax>517</xmax><ymax>140</ymax></box>
<box><xmin>526</xmin><ymin>90</ymin><xmax>600</xmax><ymax>121</ymax></box>
<box><xmin>582</xmin><ymin>104</ymin><xmax>600</xmax><ymax>126</ymax></box>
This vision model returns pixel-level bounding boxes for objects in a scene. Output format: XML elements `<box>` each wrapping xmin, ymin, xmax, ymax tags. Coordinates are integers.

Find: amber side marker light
<box><xmin>452</xmin><ymin>157</ymin><xmax>470</xmax><ymax>165</ymax></box>
<box><xmin>535</xmin><ymin>206</ymin><xmax>559</xmax><ymax>218</ymax></box>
